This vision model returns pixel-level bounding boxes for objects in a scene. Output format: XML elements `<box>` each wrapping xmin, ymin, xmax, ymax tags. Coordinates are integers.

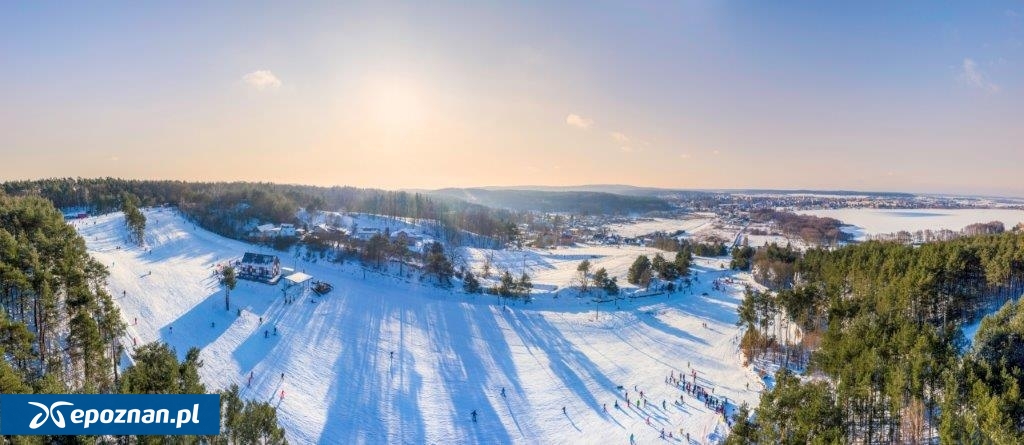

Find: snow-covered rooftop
<box><xmin>284</xmin><ymin>272</ymin><xmax>312</xmax><ymax>285</ymax></box>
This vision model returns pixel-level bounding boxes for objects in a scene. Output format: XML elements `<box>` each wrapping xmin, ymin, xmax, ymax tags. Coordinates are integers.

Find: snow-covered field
<box><xmin>604</xmin><ymin>216</ymin><xmax>715</xmax><ymax>238</ymax></box>
<box><xmin>797</xmin><ymin>208</ymin><xmax>1024</xmax><ymax>240</ymax></box>
<box><xmin>460</xmin><ymin>244</ymin><xmax>732</xmax><ymax>294</ymax></box>
<box><xmin>74</xmin><ymin>208</ymin><xmax>762</xmax><ymax>444</ymax></box>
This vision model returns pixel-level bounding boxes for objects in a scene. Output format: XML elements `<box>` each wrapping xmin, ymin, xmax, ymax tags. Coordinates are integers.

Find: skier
<box><xmin>264</xmin><ymin>330</ymin><xmax>269</xmax><ymax>338</ymax></box>
<box><xmin>471</xmin><ymin>410</ymin><xmax>477</xmax><ymax>422</ymax></box>
<box><xmin>562</xmin><ymin>406</ymin><xmax>566</xmax><ymax>415</ymax></box>
<box><xmin>169</xmin><ymin>326</ymin><xmax>173</xmax><ymax>334</ymax></box>
<box><xmin>501</xmin><ymin>387</ymin><xmax>506</xmax><ymax>398</ymax></box>
<box><xmin>281</xmin><ymin>372</ymin><xmax>284</xmax><ymax>380</ymax></box>
<box><xmin>603</xmin><ymin>403</ymin><xmax>607</xmax><ymax>413</ymax></box>
<box><xmin>630</xmin><ymin>433</ymin><xmax>634</xmax><ymax>443</ymax></box>
<box><xmin>259</xmin><ymin>316</ymin><xmax>263</xmax><ymax>324</ymax></box>
<box><xmin>614</xmin><ymin>400</ymin><xmax>619</xmax><ymax>409</ymax></box>
<box><xmin>662</xmin><ymin>400</ymin><xmax>666</xmax><ymax>409</ymax></box>
<box><xmin>211</xmin><ymin>322</ymin><xmax>215</xmax><ymax>328</ymax></box>
<box><xmin>279</xmin><ymin>390</ymin><xmax>285</xmax><ymax>400</ymax></box>
<box><xmin>273</xmin><ymin>326</ymin><xmax>277</xmax><ymax>335</ymax></box>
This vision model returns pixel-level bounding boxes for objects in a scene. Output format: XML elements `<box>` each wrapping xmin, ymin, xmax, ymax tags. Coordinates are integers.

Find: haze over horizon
<box><xmin>2</xmin><ymin>2</ymin><xmax>1022</xmax><ymax>196</ymax></box>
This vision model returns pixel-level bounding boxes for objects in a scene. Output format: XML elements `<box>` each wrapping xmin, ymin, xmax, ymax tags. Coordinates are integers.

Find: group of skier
<box><xmin>668</xmin><ymin>368</ymin><xmax>727</xmax><ymax>415</ymax></box>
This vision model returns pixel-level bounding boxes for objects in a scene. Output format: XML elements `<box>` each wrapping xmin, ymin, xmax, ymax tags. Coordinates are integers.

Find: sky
<box><xmin>1</xmin><ymin>2</ymin><xmax>1022</xmax><ymax>196</ymax></box>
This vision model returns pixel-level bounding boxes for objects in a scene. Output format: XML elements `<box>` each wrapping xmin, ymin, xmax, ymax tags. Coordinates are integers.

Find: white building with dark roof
<box><xmin>238</xmin><ymin>252</ymin><xmax>281</xmax><ymax>283</ymax></box>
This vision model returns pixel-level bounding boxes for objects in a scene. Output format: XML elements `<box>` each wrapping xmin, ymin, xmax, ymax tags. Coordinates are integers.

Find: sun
<box><xmin>365</xmin><ymin>78</ymin><xmax>427</xmax><ymax>134</ymax></box>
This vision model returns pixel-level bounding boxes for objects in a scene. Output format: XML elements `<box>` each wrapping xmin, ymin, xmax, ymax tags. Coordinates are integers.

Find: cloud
<box><xmin>679</xmin><ymin>153</ymin><xmax>691</xmax><ymax>159</ymax></box>
<box><xmin>109</xmin><ymin>156</ymin><xmax>120</xmax><ymax>162</ymax></box>
<box><xmin>565</xmin><ymin>113</ymin><xmax>594</xmax><ymax>129</ymax></box>
<box><xmin>610</xmin><ymin>131</ymin><xmax>630</xmax><ymax>144</ymax></box>
<box><xmin>619</xmin><ymin>146</ymin><xmax>635</xmax><ymax>153</ymax></box>
<box><xmin>243</xmin><ymin>70</ymin><xmax>282</xmax><ymax>90</ymax></box>
<box><xmin>960</xmin><ymin>58</ymin><xmax>1000</xmax><ymax>93</ymax></box>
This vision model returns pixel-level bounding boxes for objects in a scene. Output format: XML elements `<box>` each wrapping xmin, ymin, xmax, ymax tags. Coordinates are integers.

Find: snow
<box><xmin>73</xmin><ymin>208</ymin><xmax>764</xmax><ymax>444</ymax></box>
<box><xmin>960</xmin><ymin>318</ymin><xmax>982</xmax><ymax>352</ymax></box>
<box><xmin>796</xmin><ymin>208</ymin><xmax>1024</xmax><ymax>240</ymax></box>
<box><xmin>604</xmin><ymin>216</ymin><xmax>715</xmax><ymax>238</ymax></box>
<box><xmin>284</xmin><ymin>272</ymin><xmax>313</xmax><ymax>285</ymax></box>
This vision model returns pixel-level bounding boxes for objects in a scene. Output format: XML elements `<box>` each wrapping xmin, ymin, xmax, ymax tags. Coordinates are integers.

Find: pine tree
<box><xmin>724</xmin><ymin>403</ymin><xmax>756</xmax><ymax>445</ymax></box>
<box><xmin>577</xmin><ymin>259</ymin><xmax>592</xmax><ymax>293</ymax></box>
<box><xmin>389</xmin><ymin>236</ymin><xmax>409</xmax><ymax>274</ymax></box>
<box><xmin>364</xmin><ymin>234</ymin><xmax>389</xmax><ymax>269</ymax></box>
<box><xmin>424</xmin><ymin>242</ymin><xmax>454</xmax><ymax>285</ymax></box>
<box><xmin>627</xmin><ymin>255</ymin><xmax>651</xmax><ymax>285</ymax></box>
<box><xmin>516</xmin><ymin>272</ymin><xmax>533</xmax><ymax>299</ymax></box>
<box><xmin>121</xmin><ymin>192</ymin><xmax>146</xmax><ymax>246</ymax></box>
<box><xmin>652</xmin><ymin>253</ymin><xmax>679</xmax><ymax>280</ymax></box>
<box><xmin>602</xmin><ymin>276</ymin><xmax>619</xmax><ymax>296</ymax></box>
<box><xmin>221</xmin><ymin>266</ymin><xmax>237</xmax><ymax>311</ymax></box>
<box><xmin>463</xmin><ymin>270</ymin><xmax>482</xmax><ymax>294</ymax></box>
<box><xmin>592</xmin><ymin>267</ymin><xmax>609</xmax><ymax>292</ymax></box>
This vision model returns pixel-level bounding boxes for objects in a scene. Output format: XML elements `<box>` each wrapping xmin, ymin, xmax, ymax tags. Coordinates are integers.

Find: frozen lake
<box><xmin>796</xmin><ymin>208</ymin><xmax>1024</xmax><ymax>240</ymax></box>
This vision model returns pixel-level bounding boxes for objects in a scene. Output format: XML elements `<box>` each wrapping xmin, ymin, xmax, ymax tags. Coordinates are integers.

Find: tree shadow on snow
<box><xmin>160</xmin><ymin>290</ymin><xmax>237</xmax><ymax>360</ymax></box>
<box><xmin>506</xmin><ymin>311</ymin><xmax>620</xmax><ymax>416</ymax></box>
<box><xmin>428</xmin><ymin>304</ymin><xmax>517</xmax><ymax>444</ymax></box>
<box><xmin>319</xmin><ymin>292</ymin><xmax>428</xmax><ymax>445</ymax></box>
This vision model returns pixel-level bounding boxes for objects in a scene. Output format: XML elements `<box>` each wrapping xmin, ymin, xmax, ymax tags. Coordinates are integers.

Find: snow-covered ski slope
<box><xmin>75</xmin><ymin>208</ymin><xmax>763</xmax><ymax>444</ymax></box>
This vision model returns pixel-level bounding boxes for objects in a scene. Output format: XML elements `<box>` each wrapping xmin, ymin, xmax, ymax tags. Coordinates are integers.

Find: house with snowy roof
<box><xmin>237</xmin><ymin>252</ymin><xmax>281</xmax><ymax>283</ymax></box>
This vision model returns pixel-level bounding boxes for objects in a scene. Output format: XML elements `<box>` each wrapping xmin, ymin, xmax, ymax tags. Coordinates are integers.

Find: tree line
<box><xmin>0</xmin><ymin>178</ymin><xmax>524</xmax><ymax>246</ymax></box>
<box><xmin>749</xmin><ymin>209</ymin><xmax>852</xmax><ymax>246</ymax></box>
<box><xmin>729</xmin><ymin>230</ymin><xmax>1024</xmax><ymax>444</ymax></box>
<box><xmin>0</xmin><ymin>193</ymin><xmax>287</xmax><ymax>443</ymax></box>
<box><xmin>627</xmin><ymin>250</ymin><xmax>693</xmax><ymax>289</ymax></box>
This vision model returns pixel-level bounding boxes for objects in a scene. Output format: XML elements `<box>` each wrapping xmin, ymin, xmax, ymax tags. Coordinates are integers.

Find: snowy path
<box><xmin>75</xmin><ymin>208</ymin><xmax>763</xmax><ymax>444</ymax></box>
